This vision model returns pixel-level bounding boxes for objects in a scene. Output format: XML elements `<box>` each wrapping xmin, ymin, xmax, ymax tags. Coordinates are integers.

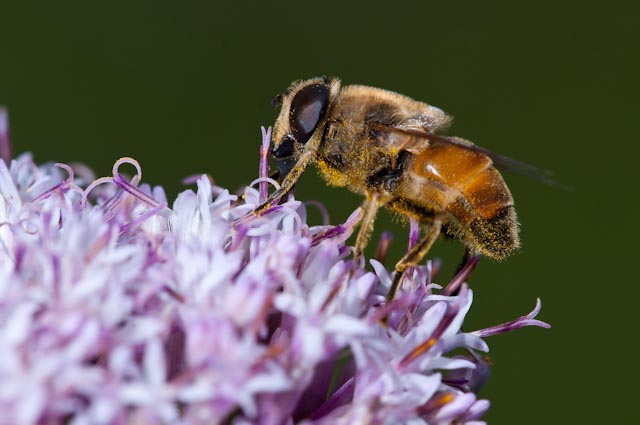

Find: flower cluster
<box><xmin>0</xmin><ymin>125</ymin><xmax>548</xmax><ymax>424</ymax></box>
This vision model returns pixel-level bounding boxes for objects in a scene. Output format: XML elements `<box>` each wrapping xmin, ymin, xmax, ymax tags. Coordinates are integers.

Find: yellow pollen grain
<box><xmin>403</xmin><ymin>337</ymin><xmax>437</xmax><ymax>364</ymax></box>
<box><xmin>435</xmin><ymin>393</ymin><xmax>455</xmax><ymax>407</ymax></box>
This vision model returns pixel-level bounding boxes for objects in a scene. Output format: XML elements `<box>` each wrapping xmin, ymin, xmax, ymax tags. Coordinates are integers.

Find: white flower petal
<box><xmin>144</xmin><ymin>338</ymin><xmax>166</xmax><ymax>386</ymax></box>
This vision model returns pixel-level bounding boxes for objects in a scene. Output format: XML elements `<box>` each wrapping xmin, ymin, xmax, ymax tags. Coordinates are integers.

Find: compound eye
<box><xmin>289</xmin><ymin>84</ymin><xmax>329</xmax><ymax>144</ymax></box>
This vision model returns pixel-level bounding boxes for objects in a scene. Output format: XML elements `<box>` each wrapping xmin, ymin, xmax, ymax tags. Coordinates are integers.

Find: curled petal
<box><xmin>471</xmin><ymin>298</ymin><xmax>551</xmax><ymax>338</ymax></box>
<box><xmin>0</xmin><ymin>123</ymin><xmax>548</xmax><ymax>424</ymax></box>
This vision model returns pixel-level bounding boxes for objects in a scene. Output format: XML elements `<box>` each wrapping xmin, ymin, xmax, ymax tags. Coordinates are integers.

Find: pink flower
<box><xmin>0</xmin><ymin>125</ymin><xmax>549</xmax><ymax>424</ymax></box>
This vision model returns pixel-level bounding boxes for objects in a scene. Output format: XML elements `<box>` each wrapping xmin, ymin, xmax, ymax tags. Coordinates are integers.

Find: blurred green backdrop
<box><xmin>1</xmin><ymin>0</ymin><xmax>636</xmax><ymax>423</ymax></box>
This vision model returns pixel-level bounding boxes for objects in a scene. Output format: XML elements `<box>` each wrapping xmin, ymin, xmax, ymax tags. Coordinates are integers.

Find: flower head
<box><xmin>0</xmin><ymin>125</ymin><xmax>549</xmax><ymax>424</ymax></box>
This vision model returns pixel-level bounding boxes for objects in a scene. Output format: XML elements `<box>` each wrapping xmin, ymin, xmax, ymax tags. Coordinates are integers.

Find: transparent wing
<box><xmin>368</xmin><ymin>122</ymin><xmax>567</xmax><ymax>189</ymax></box>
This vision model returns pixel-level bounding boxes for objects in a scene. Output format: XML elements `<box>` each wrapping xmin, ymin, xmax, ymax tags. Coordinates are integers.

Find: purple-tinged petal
<box><xmin>408</xmin><ymin>217</ymin><xmax>420</xmax><ymax>250</ymax></box>
<box><xmin>461</xmin><ymin>399</ymin><xmax>491</xmax><ymax>421</ymax></box>
<box><xmin>259</xmin><ymin>126</ymin><xmax>272</xmax><ymax>202</ymax></box>
<box><xmin>472</xmin><ymin>298</ymin><xmax>551</xmax><ymax>338</ymax></box>
<box><xmin>0</xmin><ymin>125</ymin><xmax>548</xmax><ymax>423</ymax></box>
<box><xmin>143</xmin><ymin>339</ymin><xmax>166</xmax><ymax>386</ymax></box>
<box><xmin>430</xmin><ymin>392</ymin><xmax>476</xmax><ymax>423</ymax></box>
<box><xmin>0</xmin><ymin>107</ymin><xmax>11</xmax><ymax>165</ymax></box>
<box><xmin>442</xmin><ymin>255</ymin><xmax>481</xmax><ymax>296</ymax></box>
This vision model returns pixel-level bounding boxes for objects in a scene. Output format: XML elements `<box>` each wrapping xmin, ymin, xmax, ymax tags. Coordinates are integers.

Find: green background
<box><xmin>1</xmin><ymin>1</ymin><xmax>636</xmax><ymax>423</ymax></box>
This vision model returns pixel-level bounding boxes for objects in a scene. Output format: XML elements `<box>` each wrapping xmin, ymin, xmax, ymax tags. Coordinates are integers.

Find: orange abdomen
<box><xmin>403</xmin><ymin>141</ymin><xmax>519</xmax><ymax>259</ymax></box>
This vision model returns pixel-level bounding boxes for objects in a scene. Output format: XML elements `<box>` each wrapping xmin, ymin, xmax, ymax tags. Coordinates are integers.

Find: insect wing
<box><xmin>368</xmin><ymin>122</ymin><xmax>563</xmax><ymax>188</ymax></box>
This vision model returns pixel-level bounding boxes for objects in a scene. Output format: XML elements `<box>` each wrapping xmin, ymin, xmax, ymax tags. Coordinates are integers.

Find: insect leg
<box><xmin>353</xmin><ymin>193</ymin><xmax>381</xmax><ymax>268</ymax></box>
<box><xmin>255</xmin><ymin>149</ymin><xmax>316</xmax><ymax>214</ymax></box>
<box><xmin>268</xmin><ymin>169</ymin><xmax>281</xmax><ymax>181</ymax></box>
<box><xmin>386</xmin><ymin>216</ymin><xmax>443</xmax><ymax>302</ymax></box>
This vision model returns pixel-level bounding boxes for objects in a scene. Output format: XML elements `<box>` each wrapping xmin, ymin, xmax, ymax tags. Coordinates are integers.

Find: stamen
<box><xmin>399</xmin><ymin>291</ymin><xmax>466</xmax><ymax>368</ymax></box>
<box><xmin>31</xmin><ymin>163</ymin><xmax>84</xmax><ymax>203</ymax></box>
<box><xmin>443</xmin><ymin>255</ymin><xmax>481</xmax><ymax>296</ymax></box>
<box><xmin>401</xmin><ymin>336</ymin><xmax>438</xmax><ymax>366</ymax></box>
<box><xmin>304</xmin><ymin>200</ymin><xmax>331</xmax><ymax>226</ymax></box>
<box><xmin>417</xmin><ymin>392</ymin><xmax>455</xmax><ymax>415</ymax></box>
<box><xmin>259</xmin><ymin>126</ymin><xmax>272</xmax><ymax>202</ymax></box>
<box><xmin>0</xmin><ymin>107</ymin><xmax>11</xmax><ymax>166</ymax></box>
<box><xmin>408</xmin><ymin>217</ymin><xmax>420</xmax><ymax>250</ymax></box>
<box><xmin>249</xmin><ymin>176</ymin><xmax>281</xmax><ymax>192</ymax></box>
<box><xmin>374</xmin><ymin>231</ymin><xmax>393</xmax><ymax>264</ymax></box>
<box><xmin>82</xmin><ymin>176</ymin><xmax>115</xmax><ymax>207</ymax></box>
<box><xmin>119</xmin><ymin>201</ymin><xmax>168</xmax><ymax>234</ymax></box>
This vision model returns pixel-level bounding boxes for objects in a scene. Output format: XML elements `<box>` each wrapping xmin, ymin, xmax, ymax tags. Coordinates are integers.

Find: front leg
<box><xmin>352</xmin><ymin>192</ymin><xmax>382</xmax><ymax>269</ymax></box>
<box><xmin>255</xmin><ymin>148</ymin><xmax>316</xmax><ymax>215</ymax></box>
